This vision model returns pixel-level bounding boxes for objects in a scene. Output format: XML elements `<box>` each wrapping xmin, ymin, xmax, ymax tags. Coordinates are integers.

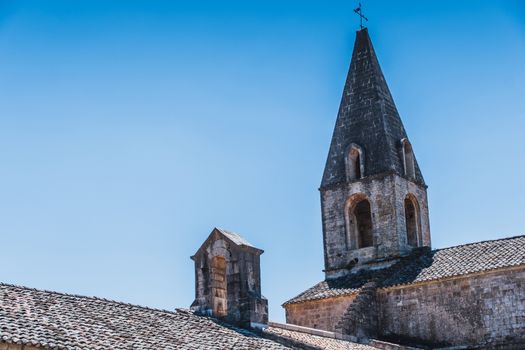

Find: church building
<box><xmin>0</xmin><ymin>17</ymin><xmax>523</xmax><ymax>350</ymax></box>
<box><xmin>282</xmin><ymin>27</ymin><xmax>525</xmax><ymax>348</ymax></box>
<box><xmin>184</xmin><ymin>26</ymin><xmax>524</xmax><ymax>348</ymax></box>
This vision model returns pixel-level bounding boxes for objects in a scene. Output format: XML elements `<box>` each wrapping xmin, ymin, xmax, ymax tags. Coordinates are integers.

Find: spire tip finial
<box><xmin>353</xmin><ymin>2</ymin><xmax>369</xmax><ymax>30</ymax></box>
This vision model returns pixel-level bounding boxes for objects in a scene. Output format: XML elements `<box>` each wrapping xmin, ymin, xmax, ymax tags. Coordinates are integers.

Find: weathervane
<box><xmin>353</xmin><ymin>2</ymin><xmax>368</xmax><ymax>29</ymax></box>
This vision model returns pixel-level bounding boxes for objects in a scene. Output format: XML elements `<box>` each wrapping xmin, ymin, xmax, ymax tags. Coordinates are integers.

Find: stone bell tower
<box><xmin>190</xmin><ymin>228</ymin><xmax>268</xmax><ymax>328</ymax></box>
<box><xmin>321</xmin><ymin>28</ymin><xmax>430</xmax><ymax>278</ymax></box>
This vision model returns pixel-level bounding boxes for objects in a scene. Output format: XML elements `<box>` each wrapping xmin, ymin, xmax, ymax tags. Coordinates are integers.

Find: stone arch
<box><xmin>345</xmin><ymin>194</ymin><xmax>374</xmax><ymax>249</ymax></box>
<box><xmin>401</xmin><ymin>138</ymin><xmax>415</xmax><ymax>179</ymax></box>
<box><xmin>404</xmin><ymin>193</ymin><xmax>422</xmax><ymax>247</ymax></box>
<box><xmin>345</xmin><ymin>143</ymin><xmax>364</xmax><ymax>181</ymax></box>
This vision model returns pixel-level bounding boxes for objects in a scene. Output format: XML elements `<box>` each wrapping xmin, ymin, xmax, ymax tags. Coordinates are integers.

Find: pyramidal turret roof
<box><xmin>321</xmin><ymin>28</ymin><xmax>425</xmax><ymax>188</ymax></box>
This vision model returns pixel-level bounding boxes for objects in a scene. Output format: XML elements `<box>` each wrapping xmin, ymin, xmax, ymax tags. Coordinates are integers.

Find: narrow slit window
<box><xmin>404</xmin><ymin>195</ymin><xmax>422</xmax><ymax>247</ymax></box>
<box><xmin>355</xmin><ymin>153</ymin><xmax>361</xmax><ymax>179</ymax></box>
<box><xmin>347</xmin><ymin>145</ymin><xmax>363</xmax><ymax>181</ymax></box>
<box><xmin>402</xmin><ymin>139</ymin><xmax>415</xmax><ymax>179</ymax></box>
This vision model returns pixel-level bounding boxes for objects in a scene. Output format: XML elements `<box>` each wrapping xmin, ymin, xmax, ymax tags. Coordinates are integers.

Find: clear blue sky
<box><xmin>1</xmin><ymin>0</ymin><xmax>524</xmax><ymax>323</ymax></box>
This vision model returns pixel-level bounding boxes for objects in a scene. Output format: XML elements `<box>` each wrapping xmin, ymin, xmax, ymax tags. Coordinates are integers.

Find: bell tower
<box><xmin>321</xmin><ymin>28</ymin><xmax>430</xmax><ymax>278</ymax></box>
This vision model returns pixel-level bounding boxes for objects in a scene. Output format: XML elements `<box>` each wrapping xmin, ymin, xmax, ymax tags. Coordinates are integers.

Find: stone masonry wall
<box><xmin>284</xmin><ymin>294</ymin><xmax>356</xmax><ymax>331</ymax></box>
<box><xmin>191</xmin><ymin>229</ymin><xmax>268</xmax><ymax>327</ymax></box>
<box><xmin>335</xmin><ymin>282</ymin><xmax>379</xmax><ymax>340</ymax></box>
<box><xmin>378</xmin><ymin>267</ymin><xmax>525</xmax><ymax>347</ymax></box>
<box><xmin>322</xmin><ymin>173</ymin><xmax>430</xmax><ymax>278</ymax></box>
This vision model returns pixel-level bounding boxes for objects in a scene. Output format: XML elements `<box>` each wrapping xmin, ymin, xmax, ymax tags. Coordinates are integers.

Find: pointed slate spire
<box><xmin>321</xmin><ymin>28</ymin><xmax>425</xmax><ymax>189</ymax></box>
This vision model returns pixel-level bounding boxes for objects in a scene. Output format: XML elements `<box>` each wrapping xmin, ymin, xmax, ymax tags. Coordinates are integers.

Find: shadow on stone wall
<box><xmin>333</xmin><ymin>247</ymin><xmax>438</xmax><ymax>346</ymax></box>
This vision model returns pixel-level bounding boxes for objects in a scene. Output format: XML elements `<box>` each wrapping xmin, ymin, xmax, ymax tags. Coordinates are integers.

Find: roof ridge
<box><xmin>432</xmin><ymin>234</ymin><xmax>525</xmax><ymax>252</ymax></box>
<box><xmin>268</xmin><ymin>321</ymin><xmax>339</xmax><ymax>338</ymax></box>
<box><xmin>0</xmin><ymin>281</ymin><xmax>183</xmax><ymax>317</ymax></box>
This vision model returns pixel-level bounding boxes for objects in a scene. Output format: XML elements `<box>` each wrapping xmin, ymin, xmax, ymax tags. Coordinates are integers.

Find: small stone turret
<box><xmin>190</xmin><ymin>228</ymin><xmax>268</xmax><ymax>328</ymax></box>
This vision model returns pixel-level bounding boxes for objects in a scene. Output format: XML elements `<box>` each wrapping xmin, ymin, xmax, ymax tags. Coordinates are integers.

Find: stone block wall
<box><xmin>191</xmin><ymin>229</ymin><xmax>268</xmax><ymax>327</ymax></box>
<box><xmin>335</xmin><ymin>282</ymin><xmax>378</xmax><ymax>339</ymax></box>
<box><xmin>322</xmin><ymin>173</ymin><xmax>430</xmax><ymax>278</ymax></box>
<box><xmin>378</xmin><ymin>267</ymin><xmax>525</xmax><ymax>347</ymax></box>
<box><xmin>285</xmin><ymin>267</ymin><xmax>524</xmax><ymax>347</ymax></box>
<box><xmin>284</xmin><ymin>294</ymin><xmax>356</xmax><ymax>331</ymax></box>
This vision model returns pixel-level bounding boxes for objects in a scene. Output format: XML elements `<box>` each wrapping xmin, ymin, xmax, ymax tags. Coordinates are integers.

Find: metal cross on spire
<box><xmin>353</xmin><ymin>2</ymin><xmax>368</xmax><ymax>29</ymax></box>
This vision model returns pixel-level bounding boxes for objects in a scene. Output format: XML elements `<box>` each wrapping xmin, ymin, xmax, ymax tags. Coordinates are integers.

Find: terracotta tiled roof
<box><xmin>0</xmin><ymin>283</ymin><xmax>292</xmax><ymax>350</ymax></box>
<box><xmin>284</xmin><ymin>235</ymin><xmax>525</xmax><ymax>305</ymax></box>
<box><xmin>0</xmin><ymin>283</ymin><xmax>376</xmax><ymax>350</ymax></box>
<box><xmin>264</xmin><ymin>324</ymin><xmax>377</xmax><ymax>350</ymax></box>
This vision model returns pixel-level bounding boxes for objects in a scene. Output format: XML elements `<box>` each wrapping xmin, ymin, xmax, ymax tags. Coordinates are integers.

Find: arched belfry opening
<box><xmin>346</xmin><ymin>144</ymin><xmax>364</xmax><ymax>181</ymax></box>
<box><xmin>355</xmin><ymin>200</ymin><xmax>373</xmax><ymax>248</ymax></box>
<box><xmin>347</xmin><ymin>196</ymin><xmax>374</xmax><ymax>249</ymax></box>
<box><xmin>404</xmin><ymin>195</ymin><xmax>421</xmax><ymax>247</ymax></box>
